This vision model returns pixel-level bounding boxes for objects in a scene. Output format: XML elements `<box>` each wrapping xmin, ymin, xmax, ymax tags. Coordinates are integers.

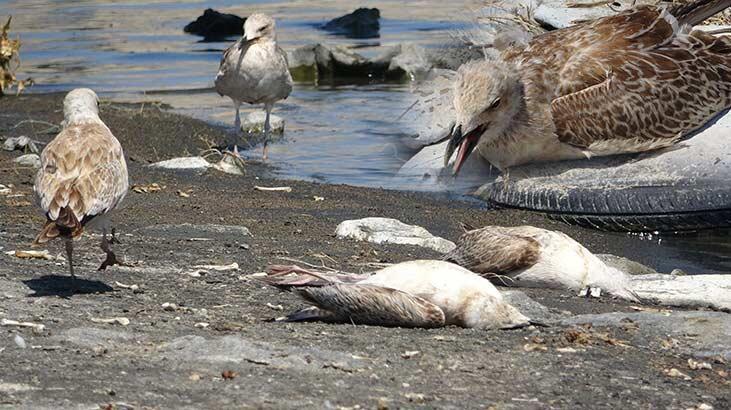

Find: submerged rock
<box><xmin>184</xmin><ymin>8</ymin><xmax>245</xmax><ymax>40</ymax></box>
<box><xmin>320</xmin><ymin>8</ymin><xmax>380</xmax><ymax>39</ymax></box>
<box><xmin>241</xmin><ymin>111</ymin><xmax>284</xmax><ymax>134</ymax></box>
<box><xmin>149</xmin><ymin>156</ymin><xmax>211</xmax><ymax>170</ymax></box>
<box><xmin>335</xmin><ymin>217</ymin><xmax>455</xmax><ymax>253</ymax></box>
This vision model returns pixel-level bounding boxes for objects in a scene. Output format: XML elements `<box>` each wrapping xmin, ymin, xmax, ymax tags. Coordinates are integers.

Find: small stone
<box><xmin>150</xmin><ymin>157</ymin><xmax>212</xmax><ymax>170</ymax></box>
<box><xmin>401</xmin><ymin>350</ymin><xmax>420</xmax><ymax>359</ymax></box>
<box><xmin>688</xmin><ymin>358</ymin><xmax>712</xmax><ymax>370</ymax></box>
<box><xmin>664</xmin><ymin>368</ymin><xmax>692</xmax><ymax>380</ymax></box>
<box><xmin>162</xmin><ymin>302</ymin><xmax>178</xmax><ymax>312</ymax></box>
<box><xmin>14</xmin><ymin>334</ymin><xmax>26</xmax><ymax>349</ymax></box>
<box><xmin>14</xmin><ymin>154</ymin><xmax>40</xmax><ymax>169</ymax></box>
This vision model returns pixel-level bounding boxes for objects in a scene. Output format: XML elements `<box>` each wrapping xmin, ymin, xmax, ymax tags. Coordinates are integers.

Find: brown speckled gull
<box><xmin>33</xmin><ymin>88</ymin><xmax>129</xmax><ymax>278</ymax></box>
<box><xmin>445</xmin><ymin>1</ymin><xmax>731</xmax><ymax>173</ymax></box>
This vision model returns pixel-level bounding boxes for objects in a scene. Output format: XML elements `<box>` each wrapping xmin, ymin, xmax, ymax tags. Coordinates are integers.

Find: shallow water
<box><xmin>4</xmin><ymin>0</ymin><xmax>730</xmax><ymax>273</ymax></box>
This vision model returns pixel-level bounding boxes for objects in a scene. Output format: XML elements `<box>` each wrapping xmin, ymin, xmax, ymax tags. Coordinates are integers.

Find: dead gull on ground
<box><xmin>264</xmin><ymin>260</ymin><xmax>533</xmax><ymax>329</ymax></box>
<box><xmin>443</xmin><ymin>225</ymin><xmax>639</xmax><ymax>301</ymax></box>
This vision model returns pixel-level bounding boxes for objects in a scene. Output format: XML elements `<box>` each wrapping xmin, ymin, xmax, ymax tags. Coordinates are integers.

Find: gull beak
<box><xmin>444</xmin><ymin>123</ymin><xmax>486</xmax><ymax>176</ymax></box>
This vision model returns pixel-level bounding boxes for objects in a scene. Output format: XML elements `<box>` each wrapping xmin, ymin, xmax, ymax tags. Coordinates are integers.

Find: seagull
<box><xmin>214</xmin><ymin>13</ymin><xmax>293</xmax><ymax>160</ymax></box>
<box><xmin>32</xmin><ymin>88</ymin><xmax>129</xmax><ymax>279</ymax></box>
<box><xmin>443</xmin><ymin>225</ymin><xmax>639</xmax><ymax>301</ymax></box>
<box><xmin>444</xmin><ymin>1</ymin><xmax>731</xmax><ymax>174</ymax></box>
<box><xmin>264</xmin><ymin>260</ymin><xmax>534</xmax><ymax>329</ymax></box>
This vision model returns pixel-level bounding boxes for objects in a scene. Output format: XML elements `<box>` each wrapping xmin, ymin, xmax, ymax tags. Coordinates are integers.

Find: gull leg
<box><xmin>234</xmin><ymin>100</ymin><xmax>242</xmax><ymax>131</ymax></box>
<box><xmin>263</xmin><ymin>103</ymin><xmax>273</xmax><ymax>160</ymax></box>
<box><xmin>98</xmin><ymin>229</ymin><xmax>123</xmax><ymax>271</ymax></box>
<box><xmin>109</xmin><ymin>227</ymin><xmax>121</xmax><ymax>244</ymax></box>
<box><xmin>64</xmin><ymin>237</ymin><xmax>76</xmax><ymax>280</ymax></box>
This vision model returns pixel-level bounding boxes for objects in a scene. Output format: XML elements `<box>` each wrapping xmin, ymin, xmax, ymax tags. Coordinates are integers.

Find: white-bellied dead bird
<box><xmin>264</xmin><ymin>260</ymin><xmax>535</xmax><ymax>329</ymax></box>
<box><xmin>444</xmin><ymin>0</ymin><xmax>731</xmax><ymax>174</ymax></box>
<box><xmin>0</xmin><ymin>16</ymin><xmax>32</xmax><ymax>95</ymax></box>
<box><xmin>33</xmin><ymin>88</ymin><xmax>129</xmax><ymax>279</ymax></box>
<box><xmin>442</xmin><ymin>225</ymin><xmax>640</xmax><ymax>301</ymax></box>
<box><xmin>214</xmin><ymin>13</ymin><xmax>293</xmax><ymax>160</ymax></box>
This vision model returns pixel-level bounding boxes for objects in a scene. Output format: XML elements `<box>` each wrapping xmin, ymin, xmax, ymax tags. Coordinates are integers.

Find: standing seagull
<box><xmin>33</xmin><ymin>88</ymin><xmax>129</xmax><ymax>278</ymax></box>
<box><xmin>445</xmin><ymin>1</ymin><xmax>731</xmax><ymax>174</ymax></box>
<box><xmin>214</xmin><ymin>13</ymin><xmax>293</xmax><ymax>160</ymax></box>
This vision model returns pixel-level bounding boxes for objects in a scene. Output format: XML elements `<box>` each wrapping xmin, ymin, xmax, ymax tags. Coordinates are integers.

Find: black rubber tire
<box><xmin>480</xmin><ymin>183</ymin><xmax>731</xmax><ymax>232</ymax></box>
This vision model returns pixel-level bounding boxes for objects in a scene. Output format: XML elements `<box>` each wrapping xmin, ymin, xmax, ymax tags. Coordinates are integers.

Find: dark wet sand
<box><xmin>0</xmin><ymin>93</ymin><xmax>728</xmax><ymax>408</ymax></box>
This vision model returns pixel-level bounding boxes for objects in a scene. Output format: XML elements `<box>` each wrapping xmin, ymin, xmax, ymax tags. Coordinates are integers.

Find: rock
<box><xmin>320</xmin><ymin>8</ymin><xmax>380</xmax><ymax>39</ymax></box>
<box><xmin>596</xmin><ymin>254</ymin><xmax>660</xmax><ymax>276</ymax></box>
<box><xmin>138</xmin><ymin>223</ymin><xmax>252</xmax><ymax>241</ymax></box>
<box><xmin>287</xmin><ymin>43</ymin><xmax>399</xmax><ymax>83</ymax></box>
<box><xmin>287</xmin><ymin>45</ymin><xmax>318</xmax><ymax>82</ymax></box>
<box><xmin>13</xmin><ymin>153</ymin><xmax>40</xmax><ymax>169</ymax></box>
<box><xmin>2</xmin><ymin>136</ymin><xmax>39</xmax><ymax>153</ymax></box>
<box><xmin>14</xmin><ymin>334</ymin><xmax>26</xmax><ymax>349</ymax></box>
<box><xmin>184</xmin><ymin>8</ymin><xmax>245</xmax><ymax>40</ymax></box>
<box><xmin>50</xmin><ymin>327</ymin><xmax>134</xmax><ymax>349</ymax></box>
<box><xmin>149</xmin><ymin>156</ymin><xmax>212</xmax><ymax>170</ymax></box>
<box><xmin>395</xmin><ymin>138</ymin><xmax>498</xmax><ymax>193</ymax></box>
<box><xmin>385</xmin><ymin>44</ymin><xmax>431</xmax><ymax>78</ymax></box>
<box><xmin>241</xmin><ymin>111</ymin><xmax>285</xmax><ymax>134</ymax></box>
<box><xmin>629</xmin><ymin>274</ymin><xmax>731</xmax><ymax>311</ymax></box>
<box><xmin>501</xmin><ymin>290</ymin><xmax>567</xmax><ymax>324</ymax></box>
<box><xmin>160</xmin><ymin>335</ymin><xmax>365</xmax><ymax>372</ymax></box>
<box><xmin>562</xmin><ymin>311</ymin><xmax>731</xmax><ymax>360</ymax></box>
<box><xmin>335</xmin><ymin>217</ymin><xmax>455</xmax><ymax>253</ymax></box>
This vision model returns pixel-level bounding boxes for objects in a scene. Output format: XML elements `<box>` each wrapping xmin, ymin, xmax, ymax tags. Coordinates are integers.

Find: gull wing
<box><xmin>443</xmin><ymin>226</ymin><xmax>541</xmax><ymax>275</ymax></box>
<box><xmin>34</xmin><ymin>122</ymin><xmax>128</xmax><ymax>224</ymax></box>
<box><xmin>286</xmin><ymin>283</ymin><xmax>446</xmax><ymax>328</ymax></box>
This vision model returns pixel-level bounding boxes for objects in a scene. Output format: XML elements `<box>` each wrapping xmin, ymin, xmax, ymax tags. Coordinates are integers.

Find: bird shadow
<box><xmin>23</xmin><ymin>275</ymin><xmax>114</xmax><ymax>298</ymax></box>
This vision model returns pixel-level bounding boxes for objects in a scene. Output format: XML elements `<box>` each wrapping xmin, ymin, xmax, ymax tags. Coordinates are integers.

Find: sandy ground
<box><xmin>0</xmin><ymin>93</ymin><xmax>729</xmax><ymax>409</ymax></box>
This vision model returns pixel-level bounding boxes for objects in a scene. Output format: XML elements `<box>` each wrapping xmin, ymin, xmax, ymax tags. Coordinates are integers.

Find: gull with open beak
<box><xmin>444</xmin><ymin>2</ymin><xmax>731</xmax><ymax>175</ymax></box>
<box><xmin>214</xmin><ymin>13</ymin><xmax>293</xmax><ymax>160</ymax></box>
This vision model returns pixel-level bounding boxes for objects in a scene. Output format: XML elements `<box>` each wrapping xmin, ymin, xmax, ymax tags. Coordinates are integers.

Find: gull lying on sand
<box><xmin>443</xmin><ymin>1</ymin><xmax>731</xmax><ymax>174</ymax></box>
<box><xmin>264</xmin><ymin>260</ymin><xmax>534</xmax><ymax>329</ymax></box>
<box><xmin>33</xmin><ymin>88</ymin><xmax>129</xmax><ymax>278</ymax></box>
<box><xmin>443</xmin><ymin>225</ymin><xmax>639</xmax><ymax>301</ymax></box>
<box><xmin>215</xmin><ymin>13</ymin><xmax>293</xmax><ymax>160</ymax></box>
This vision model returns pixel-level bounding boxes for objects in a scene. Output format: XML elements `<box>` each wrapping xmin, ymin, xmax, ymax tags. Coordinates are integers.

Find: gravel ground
<box><xmin>0</xmin><ymin>93</ymin><xmax>728</xmax><ymax>409</ymax></box>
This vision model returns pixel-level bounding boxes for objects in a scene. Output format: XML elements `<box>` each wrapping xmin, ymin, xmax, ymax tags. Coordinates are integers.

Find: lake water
<box><xmin>3</xmin><ymin>0</ymin><xmax>730</xmax><ymax>273</ymax></box>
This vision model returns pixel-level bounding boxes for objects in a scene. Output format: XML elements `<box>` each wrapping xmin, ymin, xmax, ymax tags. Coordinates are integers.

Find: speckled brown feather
<box><xmin>443</xmin><ymin>226</ymin><xmax>541</xmax><ymax>275</ymax></box>
<box><xmin>510</xmin><ymin>6</ymin><xmax>731</xmax><ymax>150</ymax></box>
<box><xmin>294</xmin><ymin>284</ymin><xmax>446</xmax><ymax>328</ymax></box>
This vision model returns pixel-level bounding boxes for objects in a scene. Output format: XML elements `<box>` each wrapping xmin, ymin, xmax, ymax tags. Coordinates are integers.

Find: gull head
<box><xmin>63</xmin><ymin>88</ymin><xmax>100</xmax><ymax>126</ymax></box>
<box><xmin>445</xmin><ymin>60</ymin><xmax>523</xmax><ymax>175</ymax></box>
<box><xmin>243</xmin><ymin>13</ymin><xmax>276</xmax><ymax>42</ymax></box>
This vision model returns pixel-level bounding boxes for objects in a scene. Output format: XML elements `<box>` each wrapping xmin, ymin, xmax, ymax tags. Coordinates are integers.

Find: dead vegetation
<box><xmin>1</xmin><ymin>16</ymin><xmax>32</xmax><ymax>96</ymax></box>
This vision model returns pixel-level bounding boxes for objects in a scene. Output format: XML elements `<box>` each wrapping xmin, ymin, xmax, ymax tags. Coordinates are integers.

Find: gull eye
<box><xmin>488</xmin><ymin>98</ymin><xmax>501</xmax><ymax>110</ymax></box>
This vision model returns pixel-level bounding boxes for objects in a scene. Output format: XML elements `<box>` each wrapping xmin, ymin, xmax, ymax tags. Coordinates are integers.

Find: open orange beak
<box><xmin>444</xmin><ymin>124</ymin><xmax>486</xmax><ymax>176</ymax></box>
